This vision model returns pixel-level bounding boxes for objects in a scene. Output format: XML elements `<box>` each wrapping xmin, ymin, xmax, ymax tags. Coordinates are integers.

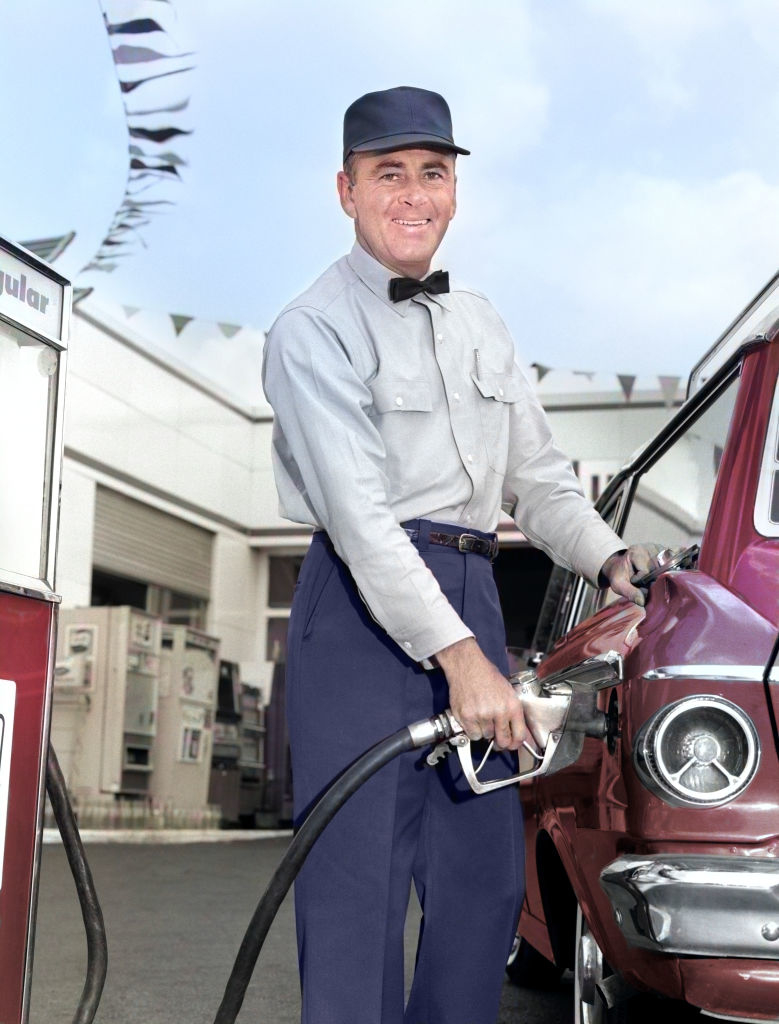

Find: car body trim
<box><xmin>644</xmin><ymin>665</ymin><xmax>779</xmax><ymax>683</ymax></box>
<box><xmin>600</xmin><ymin>854</ymin><xmax>779</xmax><ymax>959</ymax></box>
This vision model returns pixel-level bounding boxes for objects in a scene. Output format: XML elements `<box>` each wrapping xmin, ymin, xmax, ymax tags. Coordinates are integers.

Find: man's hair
<box><xmin>343</xmin><ymin>152</ymin><xmax>357</xmax><ymax>184</ymax></box>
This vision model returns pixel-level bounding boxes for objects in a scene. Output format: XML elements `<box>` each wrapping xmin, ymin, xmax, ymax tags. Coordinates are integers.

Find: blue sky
<box><xmin>2</xmin><ymin>0</ymin><xmax>779</xmax><ymax>394</ymax></box>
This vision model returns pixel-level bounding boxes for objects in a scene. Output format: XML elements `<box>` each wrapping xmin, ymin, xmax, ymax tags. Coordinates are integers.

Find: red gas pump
<box><xmin>0</xmin><ymin>235</ymin><xmax>71</xmax><ymax>1024</ymax></box>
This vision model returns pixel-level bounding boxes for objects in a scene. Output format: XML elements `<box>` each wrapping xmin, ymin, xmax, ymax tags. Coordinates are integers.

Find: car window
<box><xmin>532</xmin><ymin>484</ymin><xmax>626</xmax><ymax>653</ymax></box>
<box><xmin>754</xmin><ymin>371</ymin><xmax>779</xmax><ymax>537</ymax></box>
<box><xmin>620</xmin><ymin>374</ymin><xmax>739</xmax><ymax>550</ymax></box>
<box><xmin>530</xmin><ymin>563</ymin><xmax>577</xmax><ymax>655</ymax></box>
<box><xmin>571</xmin><ymin>373</ymin><xmax>740</xmax><ymax>629</ymax></box>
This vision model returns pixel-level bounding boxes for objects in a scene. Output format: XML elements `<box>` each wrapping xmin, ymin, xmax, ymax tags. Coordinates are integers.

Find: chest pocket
<box><xmin>369</xmin><ymin>378</ymin><xmax>432</xmax><ymax>414</ymax></box>
<box><xmin>471</xmin><ymin>370</ymin><xmax>523</xmax><ymax>470</ymax></box>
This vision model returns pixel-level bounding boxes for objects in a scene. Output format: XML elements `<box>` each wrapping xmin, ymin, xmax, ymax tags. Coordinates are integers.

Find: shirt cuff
<box><xmin>394</xmin><ymin>612</ymin><xmax>474</xmax><ymax>665</ymax></box>
<box><xmin>578</xmin><ymin>534</ymin><xmax>627</xmax><ymax>588</ymax></box>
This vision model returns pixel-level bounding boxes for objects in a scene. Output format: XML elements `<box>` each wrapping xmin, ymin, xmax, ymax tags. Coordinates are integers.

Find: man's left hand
<box><xmin>599</xmin><ymin>544</ymin><xmax>665</xmax><ymax>607</ymax></box>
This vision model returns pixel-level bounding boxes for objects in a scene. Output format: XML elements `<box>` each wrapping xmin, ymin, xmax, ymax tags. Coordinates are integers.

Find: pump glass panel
<box><xmin>0</xmin><ymin>321</ymin><xmax>57</xmax><ymax>579</ymax></box>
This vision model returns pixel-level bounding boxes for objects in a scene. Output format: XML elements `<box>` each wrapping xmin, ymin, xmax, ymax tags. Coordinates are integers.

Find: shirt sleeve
<box><xmin>262</xmin><ymin>305</ymin><xmax>473</xmax><ymax>663</ymax></box>
<box><xmin>501</xmin><ymin>367</ymin><xmax>625</xmax><ymax>585</ymax></box>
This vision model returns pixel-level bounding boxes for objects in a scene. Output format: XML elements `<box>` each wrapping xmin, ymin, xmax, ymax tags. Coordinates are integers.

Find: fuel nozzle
<box><xmin>409</xmin><ymin>650</ymin><xmax>623</xmax><ymax>794</ymax></box>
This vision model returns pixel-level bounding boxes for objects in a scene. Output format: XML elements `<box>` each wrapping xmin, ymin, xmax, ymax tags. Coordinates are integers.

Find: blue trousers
<box><xmin>286</xmin><ymin>525</ymin><xmax>524</xmax><ymax>1024</ymax></box>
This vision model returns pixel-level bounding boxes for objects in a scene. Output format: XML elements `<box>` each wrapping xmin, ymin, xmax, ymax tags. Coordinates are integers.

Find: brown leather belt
<box><xmin>402</xmin><ymin>524</ymin><xmax>499</xmax><ymax>561</ymax></box>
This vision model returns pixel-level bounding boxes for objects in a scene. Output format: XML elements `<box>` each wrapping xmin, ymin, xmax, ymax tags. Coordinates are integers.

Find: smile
<box><xmin>392</xmin><ymin>219</ymin><xmax>430</xmax><ymax>226</ymax></box>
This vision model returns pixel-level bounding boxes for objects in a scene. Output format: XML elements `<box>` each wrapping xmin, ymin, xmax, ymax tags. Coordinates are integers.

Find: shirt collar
<box><xmin>346</xmin><ymin>241</ymin><xmax>452</xmax><ymax>315</ymax></box>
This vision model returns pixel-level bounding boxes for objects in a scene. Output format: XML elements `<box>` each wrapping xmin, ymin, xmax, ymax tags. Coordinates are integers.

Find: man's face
<box><xmin>336</xmin><ymin>148</ymin><xmax>457</xmax><ymax>278</ymax></box>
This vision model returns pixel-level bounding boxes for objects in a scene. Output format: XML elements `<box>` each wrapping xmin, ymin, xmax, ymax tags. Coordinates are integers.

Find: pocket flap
<box><xmin>370</xmin><ymin>378</ymin><xmax>432</xmax><ymax>413</ymax></box>
<box><xmin>470</xmin><ymin>371</ymin><xmax>522</xmax><ymax>402</ymax></box>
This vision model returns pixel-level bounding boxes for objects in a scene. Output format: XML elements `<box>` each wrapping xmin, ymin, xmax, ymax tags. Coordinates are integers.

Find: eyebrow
<box><xmin>372</xmin><ymin>157</ymin><xmax>452</xmax><ymax>172</ymax></box>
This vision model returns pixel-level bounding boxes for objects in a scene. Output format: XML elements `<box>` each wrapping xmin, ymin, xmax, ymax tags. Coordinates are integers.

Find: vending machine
<box><xmin>53</xmin><ymin>606</ymin><xmax>163</xmax><ymax>800</ymax></box>
<box><xmin>151</xmin><ymin>626</ymin><xmax>219</xmax><ymax>813</ymax></box>
<box><xmin>0</xmin><ymin>235</ymin><xmax>71</xmax><ymax>1024</ymax></box>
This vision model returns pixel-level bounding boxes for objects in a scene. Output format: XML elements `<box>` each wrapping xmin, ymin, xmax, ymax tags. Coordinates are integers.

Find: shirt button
<box><xmin>403</xmin><ymin>641</ymin><xmax>412</xmax><ymax>650</ymax></box>
<box><xmin>466</xmin><ymin>514</ymin><xmax>473</xmax><ymax>522</ymax></box>
<box><xmin>467</xmin><ymin>453</ymin><xmax>474</xmax><ymax>463</ymax></box>
<box><xmin>498</xmin><ymin>387</ymin><xmax>504</xmax><ymax>397</ymax></box>
<box><xmin>395</xmin><ymin>396</ymin><xmax>404</xmax><ymax>406</ymax></box>
<box><xmin>452</xmin><ymin>392</ymin><xmax>460</xmax><ymax>401</ymax></box>
<box><xmin>436</xmin><ymin>333</ymin><xmax>443</xmax><ymax>342</ymax></box>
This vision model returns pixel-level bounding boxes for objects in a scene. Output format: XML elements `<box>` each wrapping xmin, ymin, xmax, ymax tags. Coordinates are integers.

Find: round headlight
<box><xmin>635</xmin><ymin>696</ymin><xmax>760</xmax><ymax>807</ymax></box>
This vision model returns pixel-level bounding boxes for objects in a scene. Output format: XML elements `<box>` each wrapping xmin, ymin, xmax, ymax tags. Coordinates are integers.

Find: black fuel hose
<box><xmin>46</xmin><ymin>744</ymin><xmax>108</xmax><ymax>1024</ymax></box>
<box><xmin>213</xmin><ymin>725</ymin><xmax>418</xmax><ymax>1024</ymax></box>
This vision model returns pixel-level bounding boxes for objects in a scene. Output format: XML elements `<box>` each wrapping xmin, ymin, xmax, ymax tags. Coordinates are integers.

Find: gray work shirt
<box><xmin>262</xmin><ymin>241</ymin><xmax>623</xmax><ymax>663</ymax></box>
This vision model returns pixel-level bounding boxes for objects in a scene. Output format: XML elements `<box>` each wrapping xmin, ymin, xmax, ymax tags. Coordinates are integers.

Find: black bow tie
<box><xmin>388</xmin><ymin>270</ymin><xmax>450</xmax><ymax>302</ymax></box>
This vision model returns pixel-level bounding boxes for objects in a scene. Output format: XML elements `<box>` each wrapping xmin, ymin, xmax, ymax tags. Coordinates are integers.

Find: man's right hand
<box><xmin>434</xmin><ymin>637</ymin><xmax>527</xmax><ymax>751</ymax></box>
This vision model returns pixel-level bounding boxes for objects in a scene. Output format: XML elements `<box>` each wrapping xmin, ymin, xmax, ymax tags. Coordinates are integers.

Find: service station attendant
<box><xmin>262</xmin><ymin>86</ymin><xmax>658</xmax><ymax>1024</ymax></box>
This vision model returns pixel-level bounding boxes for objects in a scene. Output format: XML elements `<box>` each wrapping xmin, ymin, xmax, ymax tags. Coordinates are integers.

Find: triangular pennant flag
<box><xmin>121</xmin><ymin>197</ymin><xmax>175</xmax><ymax>206</ymax></box>
<box><xmin>107</xmin><ymin>18</ymin><xmax>164</xmax><ymax>35</ymax></box>
<box><xmin>122</xmin><ymin>306</ymin><xmax>140</xmax><ymax>318</ymax></box>
<box><xmin>130</xmin><ymin>158</ymin><xmax>181</xmax><ymax>177</ymax></box>
<box><xmin>127</xmin><ymin>147</ymin><xmax>187</xmax><ymax>167</ymax></box>
<box><xmin>573</xmin><ymin>370</ymin><xmax>595</xmax><ymax>381</ymax></box>
<box><xmin>73</xmin><ymin>287</ymin><xmax>94</xmax><ymax>305</ymax></box>
<box><xmin>530</xmin><ymin>362</ymin><xmax>551</xmax><ymax>382</ymax></box>
<box><xmin>129</xmin><ymin>126</ymin><xmax>193</xmax><ymax>144</ymax></box>
<box><xmin>171</xmin><ymin>314</ymin><xmax>193</xmax><ymax>336</ymax></box>
<box><xmin>127</xmin><ymin>98</ymin><xmax>191</xmax><ymax>117</ymax></box>
<box><xmin>658</xmin><ymin>375</ymin><xmax>680</xmax><ymax>407</ymax></box>
<box><xmin>152</xmin><ymin>150</ymin><xmax>188</xmax><ymax>166</ymax></box>
<box><xmin>714</xmin><ymin>445</ymin><xmax>724</xmax><ymax>474</ymax></box>
<box><xmin>83</xmin><ymin>261</ymin><xmax>118</xmax><ymax>272</ymax></box>
<box><xmin>119</xmin><ymin>66</ymin><xmax>195</xmax><ymax>93</ymax></box>
<box><xmin>112</xmin><ymin>45</ymin><xmax>194</xmax><ymax>64</ymax></box>
<box><xmin>218</xmin><ymin>323</ymin><xmax>242</xmax><ymax>339</ymax></box>
<box><xmin>617</xmin><ymin>374</ymin><xmax>636</xmax><ymax>402</ymax></box>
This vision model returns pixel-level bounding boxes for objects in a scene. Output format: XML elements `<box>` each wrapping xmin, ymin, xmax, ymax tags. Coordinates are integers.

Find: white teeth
<box><xmin>394</xmin><ymin>219</ymin><xmax>428</xmax><ymax>226</ymax></box>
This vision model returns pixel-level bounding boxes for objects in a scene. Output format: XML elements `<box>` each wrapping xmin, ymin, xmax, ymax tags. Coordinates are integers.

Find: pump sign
<box><xmin>0</xmin><ymin>679</ymin><xmax>15</xmax><ymax>891</ymax></box>
<box><xmin>0</xmin><ymin>246</ymin><xmax>64</xmax><ymax>342</ymax></box>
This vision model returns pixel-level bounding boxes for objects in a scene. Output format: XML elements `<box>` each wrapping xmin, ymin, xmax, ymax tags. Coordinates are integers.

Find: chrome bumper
<box><xmin>600</xmin><ymin>855</ymin><xmax>779</xmax><ymax>959</ymax></box>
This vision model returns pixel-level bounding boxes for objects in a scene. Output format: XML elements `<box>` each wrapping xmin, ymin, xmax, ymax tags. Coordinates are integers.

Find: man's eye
<box><xmin>380</xmin><ymin>172</ymin><xmax>400</xmax><ymax>181</ymax></box>
<box><xmin>424</xmin><ymin>171</ymin><xmax>444</xmax><ymax>180</ymax></box>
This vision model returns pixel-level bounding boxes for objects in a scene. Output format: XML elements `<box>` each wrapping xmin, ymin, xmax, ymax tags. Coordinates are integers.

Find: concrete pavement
<box><xmin>30</xmin><ymin>834</ymin><xmax>574</xmax><ymax>1024</ymax></box>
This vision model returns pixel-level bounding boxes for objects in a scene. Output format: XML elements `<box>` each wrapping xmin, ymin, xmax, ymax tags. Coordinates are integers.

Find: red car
<box><xmin>510</xmin><ymin>274</ymin><xmax>779</xmax><ymax>1022</ymax></box>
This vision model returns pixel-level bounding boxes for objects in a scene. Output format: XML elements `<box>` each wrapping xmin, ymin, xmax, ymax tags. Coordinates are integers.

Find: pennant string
<box><xmin>80</xmin><ymin>2</ymin><xmax>194</xmax><ymax>277</ymax></box>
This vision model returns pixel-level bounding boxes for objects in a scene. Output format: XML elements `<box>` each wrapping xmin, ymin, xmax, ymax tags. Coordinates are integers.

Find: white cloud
<box><xmin>582</xmin><ymin>0</ymin><xmax>721</xmax><ymax>45</ymax></box>
<box><xmin>581</xmin><ymin>0</ymin><xmax>725</xmax><ymax>109</ymax></box>
<box><xmin>740</xmin><ymin>0</ymin><xmax>779</xmax><ymax>52</ymax></box>
<box><xmin>507</xmin><ymin>169</ymin><xmax>779</xmax><ymax>374</ymax></box>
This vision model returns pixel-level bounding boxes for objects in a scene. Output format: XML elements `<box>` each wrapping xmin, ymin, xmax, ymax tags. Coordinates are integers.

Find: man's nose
<box><xmin>398</xmin><ymin>178</ymin><xmax>426</xmax><ymax>205</ymax></box>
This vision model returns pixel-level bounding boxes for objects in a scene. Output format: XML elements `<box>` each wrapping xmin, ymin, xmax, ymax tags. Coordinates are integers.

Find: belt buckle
<box><xmin>458</xmin><ymin>533</ymin><xmax>486</xmax><ymax>556</ymax></box>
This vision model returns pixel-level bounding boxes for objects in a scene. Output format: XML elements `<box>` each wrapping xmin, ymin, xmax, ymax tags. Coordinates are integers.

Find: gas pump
<box><xmin>0</xmin><ymin>235</ymin><xmax>72</xmax><ymax>1023</ymax></box>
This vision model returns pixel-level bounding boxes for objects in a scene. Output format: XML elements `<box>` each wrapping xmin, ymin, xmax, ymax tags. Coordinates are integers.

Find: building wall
<box><xmin>57</xmin><ymin>464</ymin><xmax>96</xmax><ymax>608</ymax></box>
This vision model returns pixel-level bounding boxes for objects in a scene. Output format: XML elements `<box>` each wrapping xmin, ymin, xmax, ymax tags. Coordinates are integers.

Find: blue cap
<box><xmin>343</xmin><ymin>86</ymin><xmax>470</xmax><ymax>163</ymax></box>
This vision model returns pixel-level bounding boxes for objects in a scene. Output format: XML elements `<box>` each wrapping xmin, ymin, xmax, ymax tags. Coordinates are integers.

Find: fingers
<box><xmin>608</xmin><ymin>552</ymin><xmax>646</xmax><ymax>607</ymax></box>
<box><xmin>626</xmin><ymin>544</ymin><xmax>654</xmax><ymax>577</ymax></box>
<box><xmin>454</xmin><ymin>696</ymin><xmax>527</xmax><ymax>750</ymax></box>
<box><xmin>487</xmin><ymin>703</ymin><xmax>528</xmax><ymax>752</ymax></box>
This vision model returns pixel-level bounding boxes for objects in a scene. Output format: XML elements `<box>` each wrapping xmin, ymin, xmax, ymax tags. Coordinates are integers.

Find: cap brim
<box><xmin>347</xmin><ymin>132</ymin><xmax>470</xmax><ymax>159</ymax></box>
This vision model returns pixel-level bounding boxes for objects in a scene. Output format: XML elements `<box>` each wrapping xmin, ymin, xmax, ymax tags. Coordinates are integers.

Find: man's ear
<box><xmin>337</xmin><ymin>170</ymin><xmax>356</xmax><ymax>219</ymax></box>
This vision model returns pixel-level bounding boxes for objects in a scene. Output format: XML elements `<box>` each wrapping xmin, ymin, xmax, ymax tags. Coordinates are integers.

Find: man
<box><xmin>262</xmin><ymin>86</ymin><xmax>656</xmax><ymax>1024</ymax></box>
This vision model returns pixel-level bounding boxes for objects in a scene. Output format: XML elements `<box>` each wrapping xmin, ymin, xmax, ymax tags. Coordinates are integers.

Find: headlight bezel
<box><xmin>634</xmin><ymin>694</ymin><xmax>760</xmax><ymax>808</ymax></box>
